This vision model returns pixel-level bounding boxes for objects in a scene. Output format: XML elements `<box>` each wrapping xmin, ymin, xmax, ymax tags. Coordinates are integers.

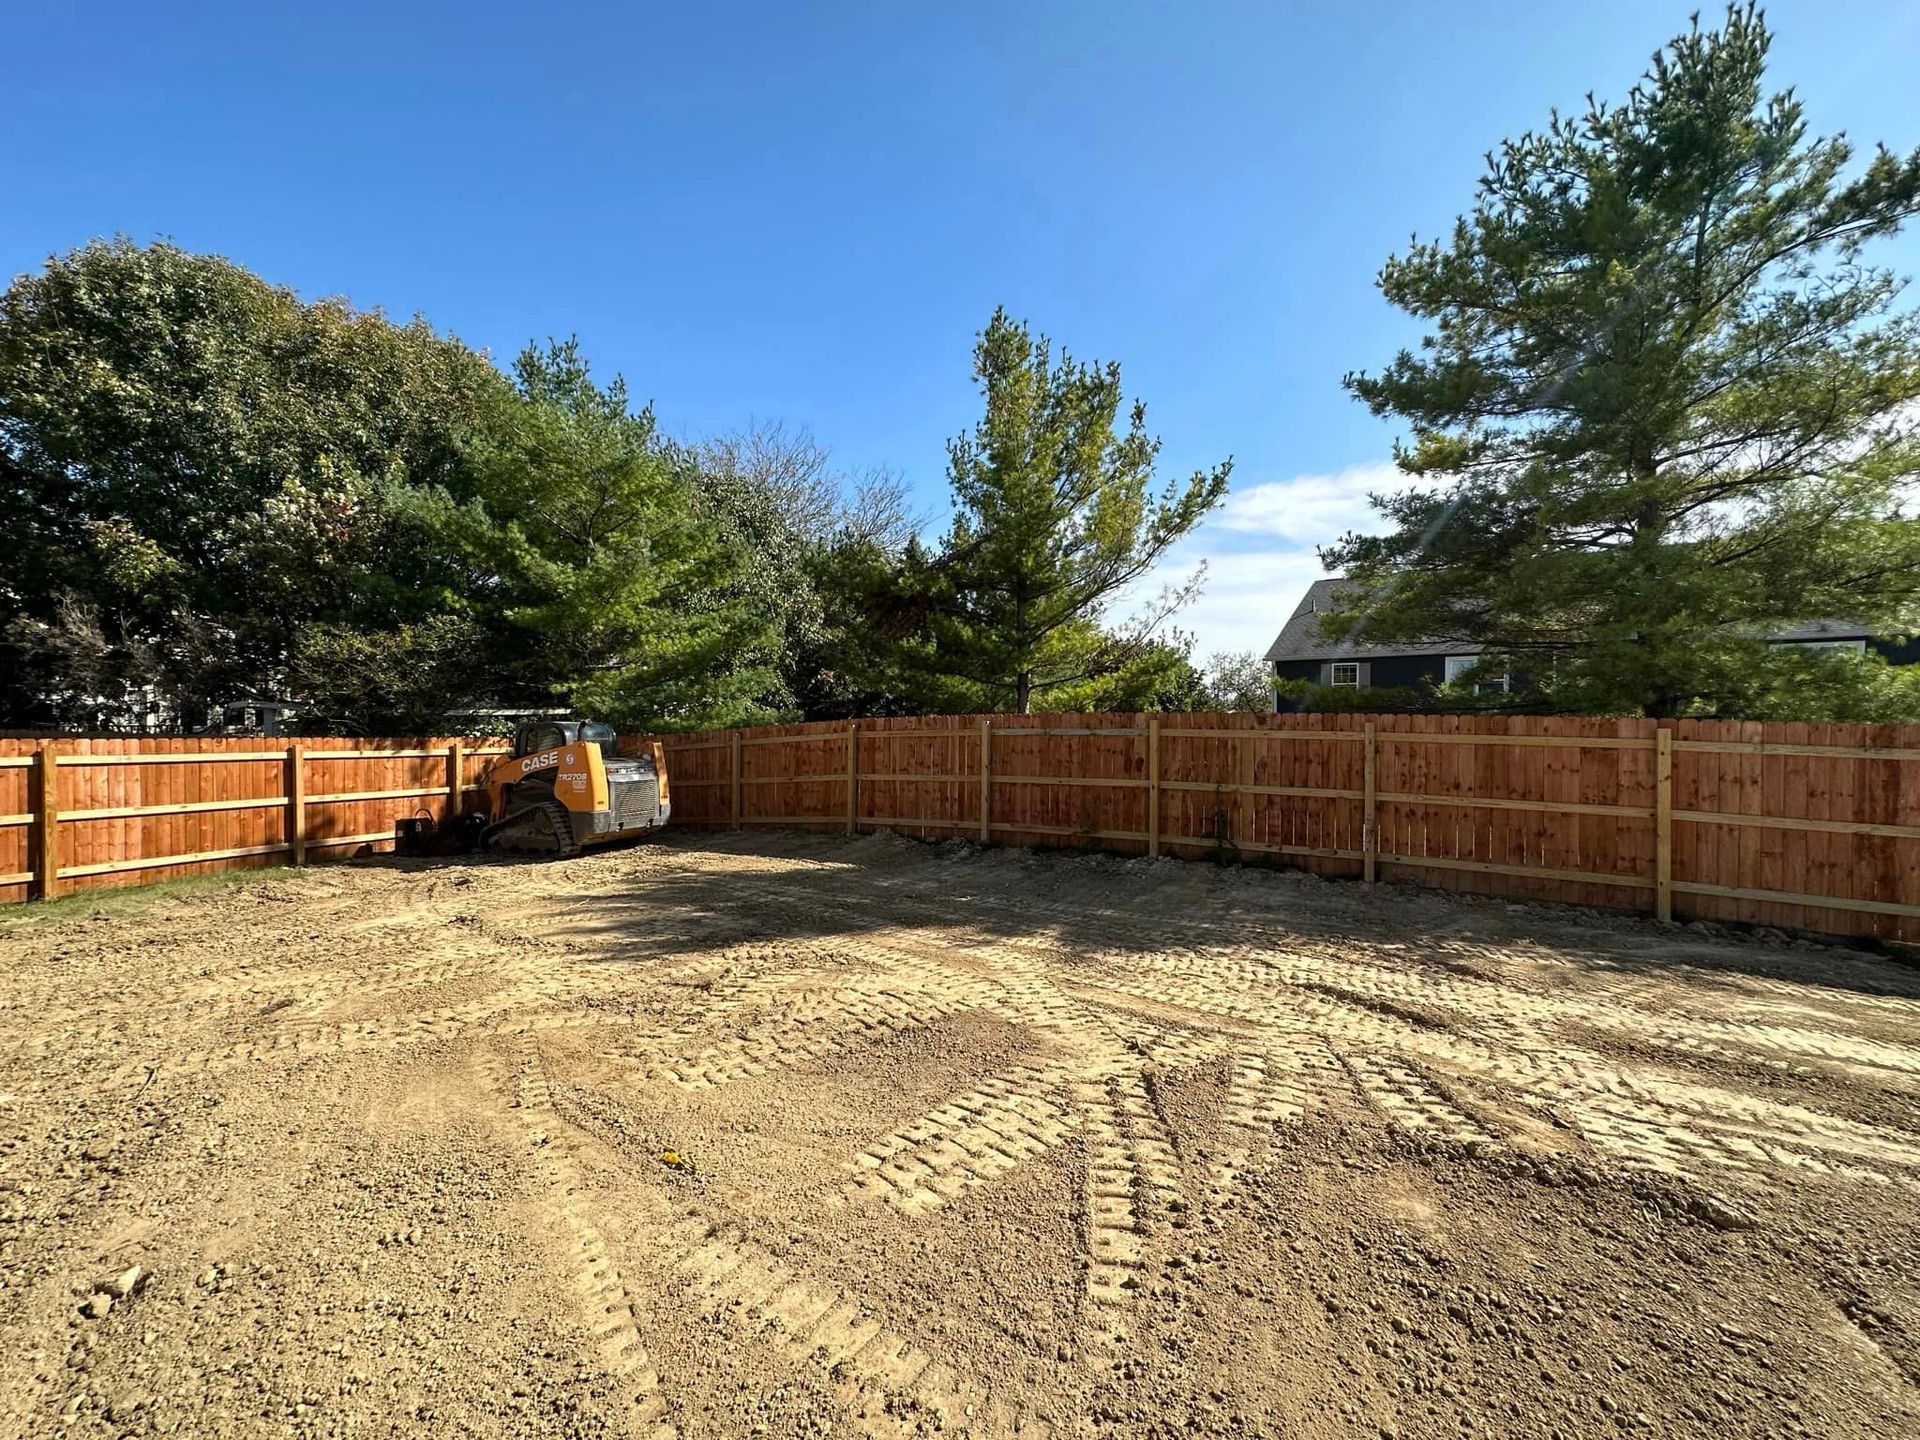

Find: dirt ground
<box><xmin>3</xmin><ymin>831</ymin><xmax>1920</xmax><ymax>1440</ymax></box>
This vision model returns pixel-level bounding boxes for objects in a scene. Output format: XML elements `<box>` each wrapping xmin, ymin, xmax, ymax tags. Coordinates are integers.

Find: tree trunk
<box><xmin>1015</xmin><ymin>671</ymin><xmax>1032</xmax><ymax>714</ymax></box>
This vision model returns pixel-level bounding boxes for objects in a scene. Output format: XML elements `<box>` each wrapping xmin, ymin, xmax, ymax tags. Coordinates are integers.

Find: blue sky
<box><xmin>5</xmin><ymin>1</ymin><xmax>1917</xmax><ymax>657</ymax></box>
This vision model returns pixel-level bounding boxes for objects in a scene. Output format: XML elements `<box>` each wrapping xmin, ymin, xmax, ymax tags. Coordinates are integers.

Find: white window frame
<box><xmin>1445</xmin><ymin>655</ymin><xmax>1510</xmax><ymax>694</ymax></box>
<box><xmin>1328</xmin><ymin>662</ymin><xmax>1361</xmax><ymax>689</ymax></box>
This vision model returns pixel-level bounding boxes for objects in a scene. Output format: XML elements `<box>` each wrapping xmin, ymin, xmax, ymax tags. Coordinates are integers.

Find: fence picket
<box><xmin>35</xmin><ymin>746</ymin><xmax>59</xmax><ymax>900</ymax></box>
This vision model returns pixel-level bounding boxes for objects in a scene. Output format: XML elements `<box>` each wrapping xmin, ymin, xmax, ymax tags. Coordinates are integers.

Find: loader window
<box><xmin>579</xmin><ymin>721</ymin><xmax>617</xmax><ymax>753</ymax></box>
<box><xmin>516</xmin><ymin>723</ymin><xmax>569</xmax><ymax>757</ymax></box>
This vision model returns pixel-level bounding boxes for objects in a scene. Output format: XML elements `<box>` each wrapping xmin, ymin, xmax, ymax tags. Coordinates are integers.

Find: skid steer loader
<box><xmin>396</xmin><ymin>720</ymin><xmax>670</xmax><ymax>858</ymax></box>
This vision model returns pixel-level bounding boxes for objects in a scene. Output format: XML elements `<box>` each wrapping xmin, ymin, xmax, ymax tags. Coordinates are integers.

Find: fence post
<box><xmin>845</xmin><ymin>722</ymin><xmax>858</xmax><ymax>836</ymax></box>
<box><xmin>1655</xmin><ymin>726</ymin><xmax>1673</xmax><ymax>923</ymax></box>
<box><xmin>1147</xmin><ymin>715</ymin><xmax>1161</xmax><ymax>858</ymax></box>
<box><xmin>33</xmin><ymin>744</ymin><xmax>58</xmax><ymax>902</ymax></box>
<box><xmin>730</xmin><ymin>731</ymin><xmax>743</xmax><ymax>830</ymax></box>
<box><xmin>1237</xmin><ymin>725</ymin><xmax>1255</xmax><ymax>851</ymax></box>
<box><xmin>286</xmin><ymin>742</ymin><xmax>306</xmax><ymax>867</ymax></box>
<box><xmin>446</xmin><ymin>740</ymin><xmax>464</xmax><ymax>823</ymax></box>
<box><xmin>978</xmin><ymin>718</ymin><xmax>992</xmax><ymax>844</ymax></box>
<box><xmin>1362</xmin><ymin>722</ymin><xmax>1377</xmax><ymax>885</ymax></box>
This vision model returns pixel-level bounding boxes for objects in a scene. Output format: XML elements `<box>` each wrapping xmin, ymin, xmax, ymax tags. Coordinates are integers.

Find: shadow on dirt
<box><xmin>360</xmin><ymin>827</ymin><xmax>1920</xmax><ymax>1005</ymax></box>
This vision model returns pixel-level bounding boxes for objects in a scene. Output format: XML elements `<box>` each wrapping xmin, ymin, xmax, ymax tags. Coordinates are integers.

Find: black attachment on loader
<box><xmin>394</xmin><ymin>811</ymin><xmax>489</xmax><ymax>857</ymax></box>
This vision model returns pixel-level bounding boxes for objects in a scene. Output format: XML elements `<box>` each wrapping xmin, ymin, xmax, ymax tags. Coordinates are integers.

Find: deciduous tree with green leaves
<box><xmin>905</xmin><ymin>308</ymin><xmax>1231</xmax><ymax>713</ymax></box>
<box><xmin>0</xmin><ymin>238</ymin><xmax>510</xmax><ymax>727</ymax></box>
<box><xmin>686</xmin><ymin>420</ymin><xmax>918</xmax><ymax>720</ymax></box>
<box><xmin>1199</xmin><ymin>649</ymin><xmax>1276</xmax><ymax>712</ymax></box>
<box><xmin>1328</xmin><ymin>5</ymin><xmax>1920</xmax><ymax>719</ymax></box>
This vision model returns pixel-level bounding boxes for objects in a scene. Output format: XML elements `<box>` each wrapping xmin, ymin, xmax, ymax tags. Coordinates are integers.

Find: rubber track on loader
<box><xmin>485</xmin><ymin>798</ymin><xmax>582</xmax><ymax>857</ymax></box>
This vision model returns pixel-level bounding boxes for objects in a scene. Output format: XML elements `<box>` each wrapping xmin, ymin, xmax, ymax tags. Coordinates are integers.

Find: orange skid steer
<box><xmin>396</xmin><ymin>720</ymin><xmax>670</xmax><ymax>858</ymax></box>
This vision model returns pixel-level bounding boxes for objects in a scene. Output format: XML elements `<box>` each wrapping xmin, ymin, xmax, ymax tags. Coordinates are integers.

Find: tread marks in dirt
<box><xmin>114</xmin><ymin>849</ymin><xmax>1920</xmax><ymax>1206</ymax></box>
<box><xmin>654</xmin><ymin>1219</ymin><xmax>1049</xmax><ymax>1438</ymax></box>
<box><xmin>14</xmin><ymin>832</ymin><xmax>1920</xmax><ymax>1438</ymax></box>
<box><xmin>632</xmin><ymin>981</ymin><xmax>980</xmax><ymax>1091</ymax></box>
<box><xmin>476</xmin><ymin>1040</ymin><xmax>677</xmax><ymax>1439</ymax></box>
<box><xmin>1550</xmin><ymin>1090</ymin><xmax>1920</xmax><ymax>1190</ymax></box>
<box><xmin>1411</xmin><ymin>1035</ymin><xmax>1920</xmax><ymax>1186</ymax></box>
<box><xmin>701</xmin><ymin>851</ymin><xmax>1920</xmax><ymax>1083</ymax></box>
<box><xmin>633</xmin><ymin>854</ymin><xmax>1920</xmax><ymax>1196</ymax></box>
<box><xmin>841</xmin><ymin>1063</ymin><xmax>1082</xmax><ymax>1214</ymax></box>
<box><xmin>1638</xmin><ymin>1020</ymin><xmax>1920</xmax><ymax>1080</ymax></box>
<box><xmin>1342</xmin><ymin>1053</ymin><xmax>1500</xmax><ymax>1144</ymax></box>
<box><xmin>1211</xmin><ymin>1038</ymin><xmax>1353</xmax><ymax>1183</ymax></box>
<box><xmin>1075</xmin><ymin>1072</ymin><xmax>1182</xmax><ymax>1359</ymax></box>
<box><xmin>477</xmin><ymin>1034</ymin><xmax>1043</xmax><ymax>1440</ymax></box>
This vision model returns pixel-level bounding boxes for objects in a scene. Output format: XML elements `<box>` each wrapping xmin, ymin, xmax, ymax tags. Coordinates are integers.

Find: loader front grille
<box><xmin>611</xmin><ymin>775</ymin><xmax>664</xmax><ymax>829</ymax></box>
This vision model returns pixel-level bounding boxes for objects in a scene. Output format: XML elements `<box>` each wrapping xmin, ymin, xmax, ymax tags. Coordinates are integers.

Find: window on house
<box><xmin>1445</xmin><ymin>655</ymin><xmax>1510</xmax><ymax>693</ymax></box>
<box><xmin>1329</xmin><ymin>662</ymin><xmax>1361</xmax><ymax>688</ymax></box>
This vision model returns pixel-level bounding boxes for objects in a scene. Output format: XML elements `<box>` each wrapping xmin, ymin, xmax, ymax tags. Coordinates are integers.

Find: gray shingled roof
<box><xmin>1264</xmin><ymin>578</ymin><xmax>1882</xmax><ymax>664</ymax></box>
<box><xmin>1762</xmin><ymin>619</ymin><xmax>1880</xmax><ymax>642</ymax></box>
<box><xmin>1263</xmin><ymin>579</ymin><xmax>1483</xmax><ymax>663</ymax></box>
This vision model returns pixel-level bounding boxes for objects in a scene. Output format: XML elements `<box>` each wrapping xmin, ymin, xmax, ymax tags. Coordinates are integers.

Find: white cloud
<box><xmin>1120</xmin><ymin>459</ymin><xmax>1438</xmax><ymax>659</ymax></box>
<box><xmin>1136</xmin><ymin>545</ymin><xmax>1334</xmax><ymax>658</ymax></box>
<box><xmin>1212</xmin><ymin>460</ymin><xmax>1422</xmax><ymax>543</ymax></box>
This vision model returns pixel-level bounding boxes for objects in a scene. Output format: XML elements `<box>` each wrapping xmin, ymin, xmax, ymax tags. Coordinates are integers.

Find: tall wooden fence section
<box><xmin>0</xmin><ymin>737</ymin><xmax>508</xmax><ymax>904</ymax></box>
<box><xmin>3</xmin><ymin>717</ymin><xmax>1915</xmax><ymax>944</ymax></box>
<box><xmin>654</xmin><ymin>713</ymin><xmax>1920</xmax><ymax>946</ymax></box>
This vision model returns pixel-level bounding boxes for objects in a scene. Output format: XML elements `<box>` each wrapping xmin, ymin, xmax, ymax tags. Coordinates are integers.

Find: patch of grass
<box><xmin>0</xmin><ymin>865</ymin><xmax>299</xmax><ymax>934</ymax></box>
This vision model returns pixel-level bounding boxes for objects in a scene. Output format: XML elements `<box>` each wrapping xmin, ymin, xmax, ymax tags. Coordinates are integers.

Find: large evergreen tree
<box><xmin>906</xmin><ymin>308</ymin><xmax>1230</xmax><ymax>713</ymax></box>
<box><xmin>386</xmin><ymin>341</ymin><xmax>777</xmax><ymax>732</ymax></box>
<box><xmin>1329</xmin><ymin>5</ymin><xmax>1920</xmax><ymax>719</ymax></box>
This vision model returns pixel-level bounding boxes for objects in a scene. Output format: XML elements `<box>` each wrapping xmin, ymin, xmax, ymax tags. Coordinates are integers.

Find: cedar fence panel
<box><xmin>7</xmin><ymin>715</ymin><xmax>1918</xmax><ymax>944</ymax></box>
<box><xmin>856</xmin><ymin>716</ymin><xmax>987</xmax><ymax>838</ymax></box>
<box><xmin>650</xmin><ymin>711</ymin><xmax>1920</xmax><ymax>945</ymax></box>
<box><xmin>0</xmin><ymin>736</ymin><xmax>508</xmax><ymax>904</ymax></box>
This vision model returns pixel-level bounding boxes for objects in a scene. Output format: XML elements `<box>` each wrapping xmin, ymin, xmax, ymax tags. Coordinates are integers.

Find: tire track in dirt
<box><xmin>572</xmin><ymin>854</ymin><xmax>1920</xmax><ymax>1202</ymax></box>
<box><xmin>631</xmin><ymin>982</ymin><xmax>981</xmax><ymax>1091</ymax></box>
<box><xmin>660</xmin><ymin>850</ymin><xmax>1920</xmax><ymax>1198</ymax></box>
<box><xmin>476</xmin><ymin>1041</ymin><xmax>1047</xmax><ymax>1438</ymax></box>
<box><xmin>700</xmin><ymin>846</ymin><xmax>1920</xmax><ymax>1083</ymax></box>
<box><xmin>650</xmin><ymin>1219</ymin><xmax>1053</xmax><ymax>1437</ymax></box>
<box><xmin>1209</xmin><ymin>1037</ymin><xmax>1355</xmax><ymax>1183</ymax></box>
<box><xmin>11</xmin><ymin>830</ymin><xmax>1920</xmax><ymax>1438</ymax></box>
<box><xmin>1343</xmin><ymin>1054</ymin><xmax>1500</xmax><ymax>1143</ymax></box>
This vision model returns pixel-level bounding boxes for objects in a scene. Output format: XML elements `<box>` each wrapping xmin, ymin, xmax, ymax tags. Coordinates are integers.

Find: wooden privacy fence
<box><xmin>0</xmin><ymin>737</ymin><xmax>509</xmax><ymax>903</ymax></box>
<box><xmin>653</xmin><ymin>712</ymin><xmax>1920</xmax><ymax>945</ymax></box>
<box><xmin>3</xmin><ymin>716</ymin><xmax>1916</xmax><ymax>944</ymax></box>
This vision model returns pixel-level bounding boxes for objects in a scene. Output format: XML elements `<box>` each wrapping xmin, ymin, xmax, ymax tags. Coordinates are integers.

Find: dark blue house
<box><xmin>1266</xmin><ymin>578</ymin><xmax>1919</xmax><ymax>707</ymax></box>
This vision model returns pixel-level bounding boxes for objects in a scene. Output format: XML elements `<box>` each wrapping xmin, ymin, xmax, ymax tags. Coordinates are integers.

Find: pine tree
<box><xmin>917</xmin><ymin>308</ymin><xmax>1230</xmax><ymax>712</ymax></box>
<box><xmin>391</xmin><ymin>341</ymin><xmax>777</xmax><ymax>731</ymax></box>
<box><xmin>1329</xmin><ymin>5</ymin><xmax>1920</xmax><ymax>719</ymax></box>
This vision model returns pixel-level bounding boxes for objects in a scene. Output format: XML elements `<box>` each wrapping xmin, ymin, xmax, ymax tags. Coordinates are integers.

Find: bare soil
<box><xmin>3</xmin><ymin>830</ymin><xmax>1919</xmax><ymax>1440</ymax></box>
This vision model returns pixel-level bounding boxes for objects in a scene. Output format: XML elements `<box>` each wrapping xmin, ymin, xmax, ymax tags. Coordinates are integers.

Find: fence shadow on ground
<box><xmin>366</xmin><ymin>827</ymin><xmax>1920</xmax><ymax>1007</ymax></box>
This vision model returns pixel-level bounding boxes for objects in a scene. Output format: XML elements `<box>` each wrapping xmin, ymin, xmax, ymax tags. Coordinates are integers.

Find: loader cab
<box><xmin>513</xmin><ymin>720</ymin><xmax>618</xmax><ymax>758</ymax></box>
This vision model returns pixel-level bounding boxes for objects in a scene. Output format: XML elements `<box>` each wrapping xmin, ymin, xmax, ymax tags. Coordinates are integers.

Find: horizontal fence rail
<box><xmin>643</xmin><ymin>713</ymin><xmax>1920</xmax><ymax>945</ymax></box>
